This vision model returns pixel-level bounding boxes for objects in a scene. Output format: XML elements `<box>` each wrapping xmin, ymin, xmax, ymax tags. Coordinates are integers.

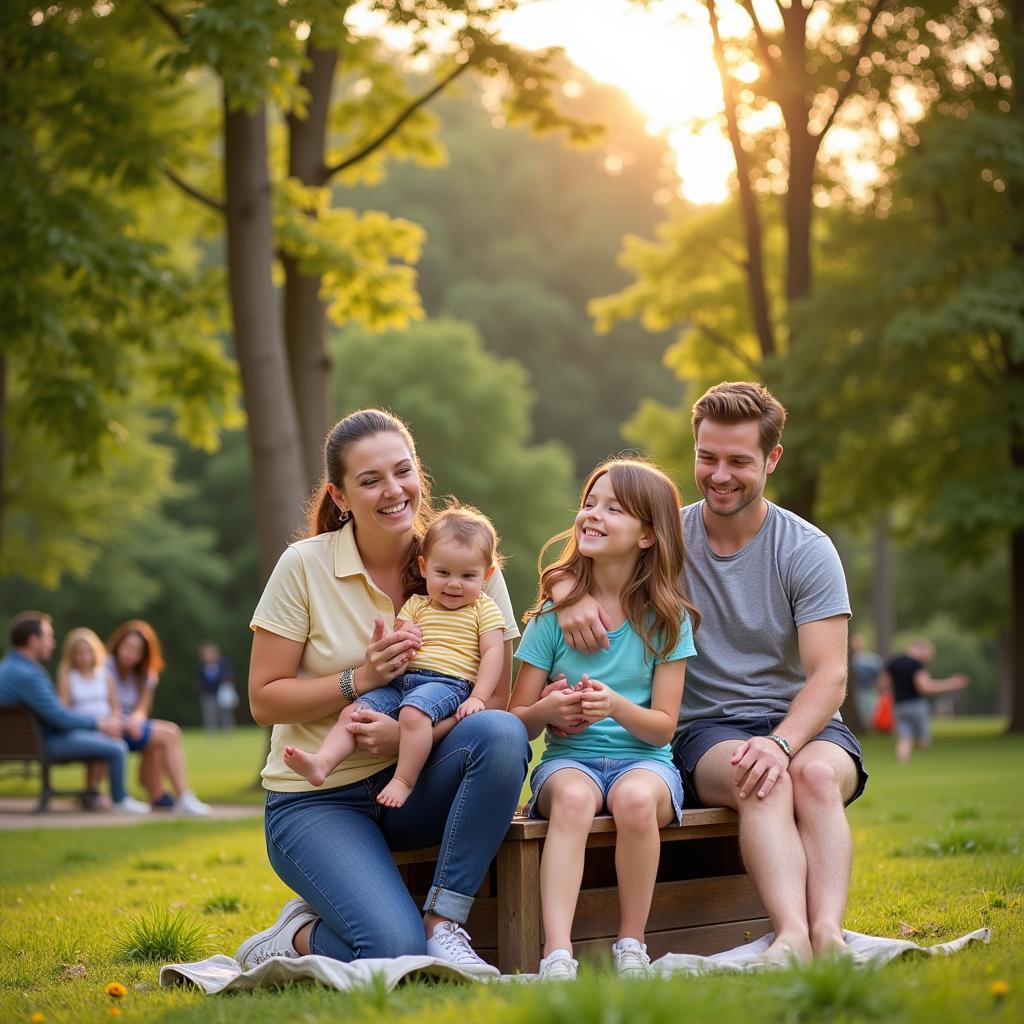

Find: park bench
<box><xmin>393</xmin><ymin>808</ymin><xmax>769</xmax><ymax>973</ymax></box>
<box><xmin>0</xmin><ymin>705</ymin><xmax>96</xmax><ymax>812</ymax></box>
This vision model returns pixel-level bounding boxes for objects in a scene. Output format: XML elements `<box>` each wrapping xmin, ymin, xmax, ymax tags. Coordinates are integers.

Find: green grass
<box><xmin>0</xmin><ymin>720</ymin><xmax>1021</xmax><ymax>1022</ymax></box>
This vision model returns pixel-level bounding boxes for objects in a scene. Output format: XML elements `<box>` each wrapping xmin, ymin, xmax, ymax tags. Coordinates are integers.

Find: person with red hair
<box><xmin>107</xmin><ymin>620</ymin><xmax>210</xmax><ymax>816</ymax></box>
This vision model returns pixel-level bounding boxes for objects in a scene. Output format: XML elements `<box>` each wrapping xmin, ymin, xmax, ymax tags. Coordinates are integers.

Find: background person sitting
<box><xmin>107</xmin><ymin>619</ymin><xmax>211</xmax><ymax>815</ymax></box>
<box><xmin>0</xmin><ymin>612</ymin><xmax>149</xmax><ymax>814</ymax></box>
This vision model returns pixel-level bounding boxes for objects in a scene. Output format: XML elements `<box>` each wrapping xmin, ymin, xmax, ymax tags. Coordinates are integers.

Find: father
<box><xmin>0</xmin><ymin>611</ymin><xmax>149</xmax><ymax>814</ymax></box>
<box><xmin>557</xmin><ymin>381</ymin><xmax>866</xmax><ymax>962</ymax></box>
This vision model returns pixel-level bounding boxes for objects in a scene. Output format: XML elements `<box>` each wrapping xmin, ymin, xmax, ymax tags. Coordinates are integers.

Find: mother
<box><xmin>236</xmin><ymin>409</ymin><xmax>530</xmax><ymax>974</ymax></box>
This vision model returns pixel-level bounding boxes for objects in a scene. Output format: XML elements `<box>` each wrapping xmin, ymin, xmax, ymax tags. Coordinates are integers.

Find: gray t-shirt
<box><xmin>680</xmin><ymin>500</ymin><xmax>851</xmax><ymax>724</ymax></box>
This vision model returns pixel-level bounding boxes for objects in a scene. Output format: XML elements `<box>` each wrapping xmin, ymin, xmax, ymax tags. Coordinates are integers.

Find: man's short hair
<box><xmin>9</xmin><ymin>611</ymin><xmax>52</xmax><ymax>648</ymax></box>
<box><xmin>691</xmin><ymin>381</ymin><xmax>788</xmax><ymax>457</ymax></box>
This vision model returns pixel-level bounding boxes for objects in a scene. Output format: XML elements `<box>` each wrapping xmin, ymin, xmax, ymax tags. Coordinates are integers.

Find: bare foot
<box><xmin>377</xmin><ymin>777</ymin><xmax>413</xmax><ymax>808</ymax></box>
<box><xmin>811</xmin><ymin>928</ymin><xmax>850</xmax><ymax>959</ymax></box>
<box><xmin>283</xmin><ymin>745</ymin><xmax>330</xmax><ymax>787</ymax></box>
<box><xmin>759</xmin><ymin>936</ymin><xmax>812</xmax><ymax>966</ymax></box>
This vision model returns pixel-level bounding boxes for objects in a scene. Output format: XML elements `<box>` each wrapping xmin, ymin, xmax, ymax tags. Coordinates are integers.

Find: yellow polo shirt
<box><xmin>250</xmin><ymin>525</ymin><xmax>520</xmax><ymax>792</ymax></box>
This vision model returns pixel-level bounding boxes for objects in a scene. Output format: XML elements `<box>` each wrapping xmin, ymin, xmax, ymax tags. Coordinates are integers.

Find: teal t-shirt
<box><xmin>514</xmin><ymin>607</ymin><xmax>697</xmax><ymax>765</ymax></box>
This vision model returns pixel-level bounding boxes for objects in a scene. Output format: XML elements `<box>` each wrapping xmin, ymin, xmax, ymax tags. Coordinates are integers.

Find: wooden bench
<box><xmin>393</xmin><ymin>808</ymin><xmax>769</xmax><ymax>973</ymax></box>
<box><xmin>0</xmin><ymin>705</ymin><xmax>96</xmax><ymax>812</ymax></box>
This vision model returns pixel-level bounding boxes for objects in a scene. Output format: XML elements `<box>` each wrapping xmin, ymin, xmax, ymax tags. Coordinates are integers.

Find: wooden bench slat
<box><xmin>505</xmin><ymin>807</ymin><xmax>738</xmax><ymax>840</ymax></box>
<box><xmin>571</xmin><ymin>874</ymin><xmax>763</xmax><ymax>941</ymax></box>
<box><xmin>573</xmin><ymin>918</ymin><xmax>772</xmax><ymax>965</ymax></box>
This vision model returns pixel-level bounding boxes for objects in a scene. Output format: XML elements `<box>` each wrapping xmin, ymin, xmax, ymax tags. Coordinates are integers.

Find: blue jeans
<box><xmin>264</xmin><ymin>709</ymin><xmax>529</xmax><ymax>960</ymax></box>
<box><xmin>45</xmin><ymin>730</ymin><xmax>129</xmax><ymax>803</ymax></box>
<box><xmin>357</xmin><ymin>668</ymin><xmax>472</xmax><ymax>725</ymax></box>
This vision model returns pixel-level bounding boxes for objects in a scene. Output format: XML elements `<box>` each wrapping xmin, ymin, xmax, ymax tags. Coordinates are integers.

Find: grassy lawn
<box><xmin>0</xmin><ymin>720</ymin><xmax>1021</xmax><ymax>1023</ymax></box>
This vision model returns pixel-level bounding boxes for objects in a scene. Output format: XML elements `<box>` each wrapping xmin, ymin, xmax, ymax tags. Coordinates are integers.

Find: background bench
<box><xmin>394</xmin><ymin>808</ymin><xmax>769</xmax><ymax>973</ymax></box>
<box><xmin>0</xmin><ymin>706</ymin><xmax>95</xmax><ymax>812</ymax></box>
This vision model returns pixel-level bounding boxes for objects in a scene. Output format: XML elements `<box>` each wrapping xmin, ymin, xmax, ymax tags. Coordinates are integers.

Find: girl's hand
<box><xmin>361</xmin><ymin>617</ymin><xmax>422</xmax><ymax>688</ymax></box>
<box><xmin>346</xmin><ymin>708</ymin><xmax>400</xmax><ymax>757</ymax></box>
<box><xmin>455</xmin><ymin>696</ymin><xmax>485</xmax><ymax>721</ymax></box>
<box><xmin>126</xmin><ymin>714</ymin><xmax>146</xmax><ymax>741</ymax></box>
<box><xmin>541</xmin><ymin>675</ymin><xmax>587</xmax><ymax>736</ymax></box>
<box><xmin>579</xmin><ymin>675</ymin><xmax>616</xmax><ymax>723</ymax></box>
<box><xmin>542</xmin><ymin>683</ymin><xmax>586</xmax><ymax>730</ymax></box>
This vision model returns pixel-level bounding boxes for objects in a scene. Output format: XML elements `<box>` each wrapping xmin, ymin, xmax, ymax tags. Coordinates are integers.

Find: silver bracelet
<box><xmin>338</xmin><ymin>667</ymin><xmax>358</xmax><ymax>705</ymax></box>
<box><xmin>766</xmin><ymin>733</ymin><xmax>794</xmax><ymax>759</ymax></box>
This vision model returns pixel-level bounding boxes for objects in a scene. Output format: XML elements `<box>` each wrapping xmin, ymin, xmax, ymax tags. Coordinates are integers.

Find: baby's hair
<box><xmin>421</xmin><ymin>501</ymin><xmax>504</xmax><ymax>570</ymax></box>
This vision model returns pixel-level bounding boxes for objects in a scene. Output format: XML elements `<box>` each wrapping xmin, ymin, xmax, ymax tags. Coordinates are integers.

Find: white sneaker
<box><xmin>538</xmin><ymin>948</ymin><xmax>578</xmax><ymax>981</ymax></box>
<box><xmin>112</xmin><ymin>796</ymin><xmax>151</xmax><ymax>815</ymax></box>
<box><xmin>175</xmin><ymin>790</ymin><xmax>211</xmax><ymax>817</ymax></box>
<box><xmin>234</xmin><ymin>897</ymin><xmax>316</xmax><ymax>968</ymax></box>
<box><xmin>425</xmin><ymin>920</ymin><xmax>499</xmax><ymax>978</ymax></box>
<box><xmin>612</xmin><ymin>937</ymin><xmax>651</xmax><ymax>977</ymax></box>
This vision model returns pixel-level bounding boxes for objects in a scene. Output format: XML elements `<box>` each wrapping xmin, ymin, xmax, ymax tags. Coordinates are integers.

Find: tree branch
<box><xmin>739</xmin><ymin>0</ymin><xmax>780</xmax><ymax>78</ymax></box>
<box><xmin>704</xmin><ymin>0</ymin><xmax>776</xmax><ymax>358</ymax></box>
<box><xmin>321</xmin><ymin>61</ymin><xmax>471</xmax><ymax>184</ymax></box>
<box><xmin>163</xmin><ymin>167</ymin><xmax>225</xmax><ymax>214</ymax></box>
<box><xmin>815</xmin><ymin>0</ymin><xmax>890</xmax><ymax>143</ymax></box>
<box><xmin>692</xmin><ymin>317</ymin><xmax>760</xmax><ymax>372</ymax></box>
<box><xmin>144</xmin><ymin>1</ymin><xmax>186</xmax><ymax>40</ymax></box>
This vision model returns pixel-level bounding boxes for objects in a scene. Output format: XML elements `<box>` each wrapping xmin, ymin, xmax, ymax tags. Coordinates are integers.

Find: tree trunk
<box><xmin>284</xmin><ymin>43</ymin><xmax>339</xmax><ymax>488</ymax></box>
<box><xmin>224</xmin><ymin>100</ymin><xmax>306</xmax><ymax>580</ymax></box>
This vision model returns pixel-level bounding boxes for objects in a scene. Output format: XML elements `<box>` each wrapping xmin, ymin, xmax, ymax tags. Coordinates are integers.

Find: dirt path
<box><xmin>0</xmin><ymin>797</ymin><xmax>262</xmax><ymax>829</ymax></box>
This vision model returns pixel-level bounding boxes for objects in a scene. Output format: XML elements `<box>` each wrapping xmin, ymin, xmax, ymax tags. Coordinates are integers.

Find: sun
<box><xmin>497</xmin><ymin>0</ymin><xmax>735</xmax><ymax>204</ymax></box>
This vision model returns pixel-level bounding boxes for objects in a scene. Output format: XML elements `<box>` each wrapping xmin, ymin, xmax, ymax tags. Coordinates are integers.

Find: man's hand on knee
<box><xmin>731</xmin><ymin>737</ymin><xmax>790</xmax><ymax>800</ymax></box>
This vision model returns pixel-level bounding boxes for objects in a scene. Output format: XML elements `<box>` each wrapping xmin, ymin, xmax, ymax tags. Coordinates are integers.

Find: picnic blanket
<box><xmin>160</xmin><ymin>927</ymin><xmax>991</xmax><ymax>993</ymax></box>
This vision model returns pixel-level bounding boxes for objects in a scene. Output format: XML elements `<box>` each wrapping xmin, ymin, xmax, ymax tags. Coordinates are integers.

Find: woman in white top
<box><xmin>56</xmin><ymin>628</ymin><xmax>149</xmax><ymax>813</ymax></box>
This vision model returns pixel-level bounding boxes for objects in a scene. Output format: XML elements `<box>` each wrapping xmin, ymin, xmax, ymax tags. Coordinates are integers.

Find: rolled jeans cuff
<box><xmin>423</xmin><ymin>885</ymin><xmax>472</xmax><ymax>924</ymax></box>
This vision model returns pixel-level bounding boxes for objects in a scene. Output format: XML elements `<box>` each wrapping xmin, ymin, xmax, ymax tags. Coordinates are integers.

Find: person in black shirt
<box><xmin>882</xmin><ymin>640</ymin><xmax>968</xmax><ymax>763</ymax></box>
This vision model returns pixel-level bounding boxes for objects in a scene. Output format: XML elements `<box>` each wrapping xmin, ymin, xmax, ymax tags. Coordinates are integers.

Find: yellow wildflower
<box><xmin>991</xmin><ymin>980</ymin><xmax>1010</xmax><ymax>999</ymax></box>
<box><xmin>104</xmin><ymin>982</ymin><xmax>128</xmax><ymax>998</ymax></box>
<box><xmin>106</xmin><ymin>1009</ymin><xmax>122</xmax><ymax>1018</ymax></box>
<box><xmin>30</xmin><ymin>1014</ymin><xmax>46</xmax><ymax>1022</ymax></box>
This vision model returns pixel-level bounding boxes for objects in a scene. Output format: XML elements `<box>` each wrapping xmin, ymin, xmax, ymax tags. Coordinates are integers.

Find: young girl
<box><xmin>284</xmin><ymin>505</ymin><xmax>507</xmax><ymax>809</ymax></box>
<box><xmin>56</xmin><ymin>628</ymin><xmax>150</xmax><ymax>814</ymax></box>
<box><xmin>509</xmin><ymin>459</ymin><xmax>700</xmax><ymax>980</ymax></box>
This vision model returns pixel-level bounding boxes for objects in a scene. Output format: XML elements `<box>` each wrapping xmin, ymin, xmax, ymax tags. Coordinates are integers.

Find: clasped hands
<box><xmin>542</xmin><ymin>673</ymin><xmax>617</xmax><ymax>737</ymax></box>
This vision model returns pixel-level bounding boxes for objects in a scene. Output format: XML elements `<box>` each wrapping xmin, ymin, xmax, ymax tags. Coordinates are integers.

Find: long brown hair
<box><xmin>304</xmin><ymin>408</ymin><xmax>435</xmax><ymax>599</ymax></box>
<box><xmin>107</xmin><ymin>620</ymin><xmax>165</xmax><ymax>690</ymax></box>
<box><xmin>527</xmin><ymin>459</ymin><xmax>700</xmax><ymax>660</ymax></box>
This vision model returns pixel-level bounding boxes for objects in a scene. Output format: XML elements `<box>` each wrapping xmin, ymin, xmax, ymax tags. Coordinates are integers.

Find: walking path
<box><xmin>0</xmin><ymin>797</ymin><xmax>262</xmax><ymax>829</ymax></box>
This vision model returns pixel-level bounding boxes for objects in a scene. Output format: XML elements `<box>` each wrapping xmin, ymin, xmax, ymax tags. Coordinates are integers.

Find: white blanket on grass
<box><xmin>159</xmin><ymin>928</ymin><xmax>990</xmax><ymax>993</ymax></box>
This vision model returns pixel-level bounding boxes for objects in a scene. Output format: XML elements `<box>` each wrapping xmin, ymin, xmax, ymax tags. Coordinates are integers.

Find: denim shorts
<box><xmin>124</xmin><ymin>719</ymin><xmax>152</xmax><ymax>752</ymax></box>
<box><xmin>357</xmin><ymin>668</ymin><xmax>472</xmax><ymax>725</ymax></box>
<box><xmin>895</xmin><ymin>698</ymin><xmax>930</xmax><ymax>742</ymax></box>
<box><xmin>526</xmin><ymin>755</ymin><xmax>684</xmax><ymax>826</ymax></box>
<box><xmin>673</xmin><ymin>714</ymin><xmax>868</xmax><ymax>807</ymax></box>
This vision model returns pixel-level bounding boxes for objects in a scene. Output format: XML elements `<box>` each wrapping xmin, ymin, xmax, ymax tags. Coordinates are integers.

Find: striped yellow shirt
<box><xmin>398</xmin><ymin>594</ymin><xmax>506</xmax><ymax>683</ymax></box>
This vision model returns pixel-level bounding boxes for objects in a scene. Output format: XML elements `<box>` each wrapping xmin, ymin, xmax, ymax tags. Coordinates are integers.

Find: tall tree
<box><xmin>144</xmin><ymin>0</ymin><xmax>592</xmax><ymax>578</ymax></box>
<box><xmin>601</xmin><ymin>0</ymin><xmax>988</xmax><ymax>519</ymax></box>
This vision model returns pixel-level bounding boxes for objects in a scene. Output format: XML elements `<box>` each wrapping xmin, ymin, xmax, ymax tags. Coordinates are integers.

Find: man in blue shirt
<box><xmin>0</xmin><ymin>611</ymin><xmax>149</xmax><ymax>814</ymax></box>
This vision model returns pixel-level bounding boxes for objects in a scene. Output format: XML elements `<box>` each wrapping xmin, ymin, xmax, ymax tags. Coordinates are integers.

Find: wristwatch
<box><xmin>766</xmin><ymin>733</ymin><xmax>793</xmax><ymax>759</ymax></box>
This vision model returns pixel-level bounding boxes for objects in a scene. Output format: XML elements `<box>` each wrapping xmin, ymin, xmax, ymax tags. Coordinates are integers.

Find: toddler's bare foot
<box><xmin>377</xmin><ymin>777</ymin><xmax>414</xmax><ymax>808</ymax></box>
<box><xmin>283</xmin><ymin>745</ymin><xmax>330</xmax><ymax>787</ymax></box>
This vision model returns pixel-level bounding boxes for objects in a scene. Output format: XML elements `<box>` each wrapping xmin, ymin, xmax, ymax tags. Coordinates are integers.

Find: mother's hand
<box><xmin>359</xmin><ymin>617</ymin><xmax>422</xmax><ymax>689</ymax></box>
<box><xmin>347</xmin><ymin>708</ymin><xmax>400</xmax><ymax>758</ymax></box>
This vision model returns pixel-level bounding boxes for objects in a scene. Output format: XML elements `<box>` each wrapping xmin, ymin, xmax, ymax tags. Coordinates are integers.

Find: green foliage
<box><xmin>116</xmin><ymin>906</ymin><xmax>209</xmax><ymax>964</ymax></box>
<box><xmin>202</xmin><ymin>890</ymin><xmax>244</xmax><ymax>914</ymax></box>
<box><xmin>345</xmin><ymin>80</ymin><xmax>679</xmax><ymax>475</ymax></box>
<box><xmin>769</xmin><ymin>958</ymin><xmax>893</xmax><ymax>1023</ymax></box>
<box><xmin>332</xmin><ymin>319</ymin><xmax>576</xmax><ymax>612</ymax></box>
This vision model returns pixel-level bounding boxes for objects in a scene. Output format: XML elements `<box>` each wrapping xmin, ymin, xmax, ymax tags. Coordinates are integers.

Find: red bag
<box><xmin>873</xmin><ymin>691</ymin><xmax>894</xmax><ymax>733</ymax></box>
